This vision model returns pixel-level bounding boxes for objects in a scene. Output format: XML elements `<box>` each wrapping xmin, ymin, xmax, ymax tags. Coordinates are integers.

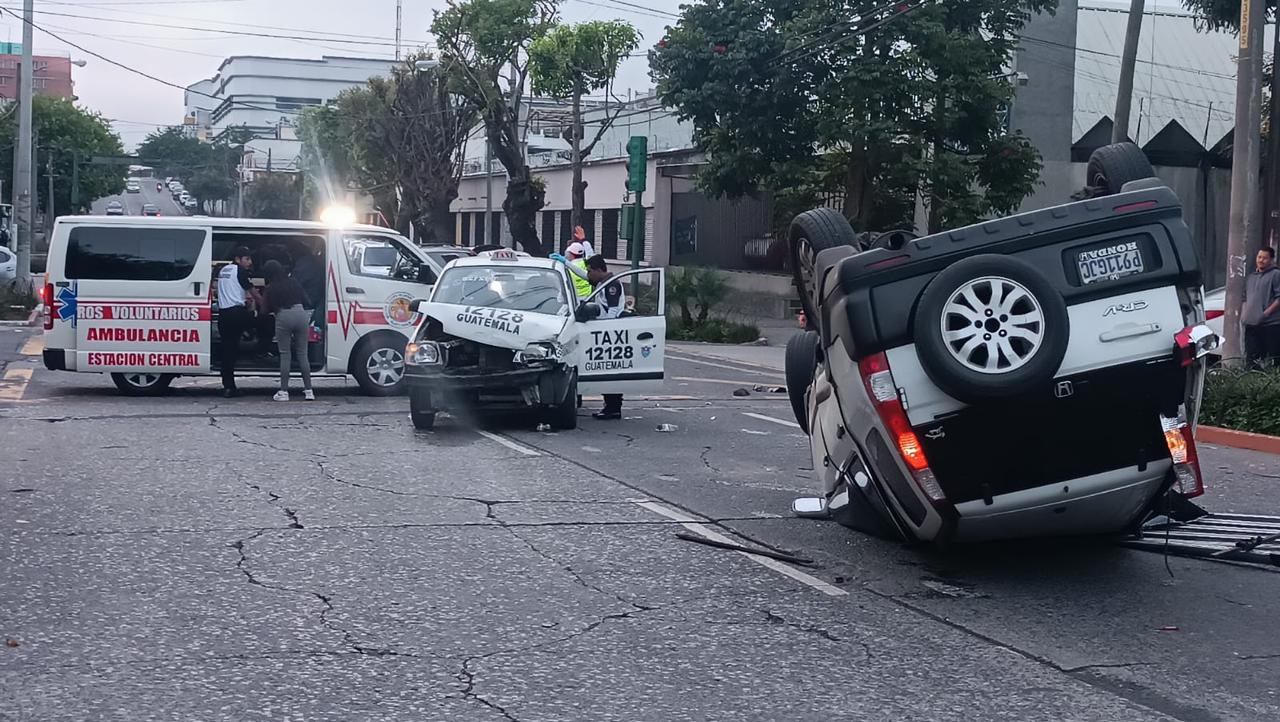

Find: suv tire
<box><xmin>789</xmin><ymin>208</ymin><xmax>860</xmax><ymax>324</ymax></box>
<box><xmin>913</xmin><ymin>254</ymin><xmax>1069</xmax><ymax>404</ymax></box>
<box><xmin>784</xmin><ymin>331</ymin><xmax>821</xmax><ymax>433</ymax></box>
<box><xmin>1087</xmin><ymin>142</ymin><xmax>1154</xmax><ymax>195</ymax></box>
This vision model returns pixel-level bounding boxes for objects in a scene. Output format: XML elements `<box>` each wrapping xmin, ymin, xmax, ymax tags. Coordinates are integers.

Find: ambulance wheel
<box><xmin>549</xmin><ymin>376</ymin><xmax>579</xmax><ymax>430</ymax></box>
<box><xmin>353</xmin><ymin>335</ymin><xmax>407</xmax><ymax>397</ymax></box>
<box><xmin>111</xmin><ymin>372</ymin><xmax>174</xmax><ymax>397</ymax></box>
<box><xmin>409</xmin><ymin>391</ymin><xmax>436</xmax><ymax>431</ymax></box>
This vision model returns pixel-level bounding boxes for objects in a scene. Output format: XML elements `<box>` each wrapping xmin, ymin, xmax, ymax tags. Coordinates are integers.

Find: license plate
<box><xmin>1077</xmin><ymin>243</ymin><xmax>1144</xmax><ymax>285</ymax></box>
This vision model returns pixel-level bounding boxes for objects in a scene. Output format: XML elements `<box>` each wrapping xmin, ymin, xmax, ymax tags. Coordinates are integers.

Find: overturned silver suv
<box><xmin>787</xmin><ymin>144</ymin><xmax>1218</xmax><ymax>544</ymax></box>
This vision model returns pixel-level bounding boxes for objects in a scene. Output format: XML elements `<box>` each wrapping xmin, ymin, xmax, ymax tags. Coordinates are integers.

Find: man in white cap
<box><xmin>564</xmin><ymin>225</ymin><xmax>594</xmax><ymax>298</ymax></box>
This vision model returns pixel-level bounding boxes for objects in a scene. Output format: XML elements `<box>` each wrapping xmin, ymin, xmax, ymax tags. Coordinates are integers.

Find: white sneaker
<box><xmin>273</xmin><ymin>390</ymin><xmax>290</xmax><ymax>402</ymax></box>
<box><xmin>303</xmin><ymin>389</ymin><xmax>315</xmax><ymax>401</ymax></box>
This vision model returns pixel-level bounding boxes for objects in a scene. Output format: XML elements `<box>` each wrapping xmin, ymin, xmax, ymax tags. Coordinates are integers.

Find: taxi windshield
<box><xmin>432</xmin><ymin>265</ymin><xmax>570</xmax><ymax>316</ymax></box>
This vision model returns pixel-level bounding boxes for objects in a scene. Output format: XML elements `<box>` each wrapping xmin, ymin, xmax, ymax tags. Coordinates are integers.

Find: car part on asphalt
<box><xmin>1124</xmin><ymin>513</ymin><xmax>1280</xmax><ymax>568</ymax></box>
<box><xmin>674</xmin><ymin>531</ymin><xmax>816</xmax><ymax>566</ymax></box>
<box><xmin>912</xmin><ymin>254</ymin><xmax>1070</xmax><ymax>403</ymax></box>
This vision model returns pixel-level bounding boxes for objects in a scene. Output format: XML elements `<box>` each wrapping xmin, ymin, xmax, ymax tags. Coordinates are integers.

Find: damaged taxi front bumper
<box><xmin>404</xmin><ymin>341</ymin><xmax>573</xmax><ymax>409</ymax></box>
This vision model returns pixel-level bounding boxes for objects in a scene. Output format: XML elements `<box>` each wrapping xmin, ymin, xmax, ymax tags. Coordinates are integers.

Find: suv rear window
<box><xmin>66</xmin><ymin>226</ymin><xmax>204</xmax><ymax>281</ymax></box>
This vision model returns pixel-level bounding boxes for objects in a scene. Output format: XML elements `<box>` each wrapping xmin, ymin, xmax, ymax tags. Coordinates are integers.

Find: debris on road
<box><xmin>536</xmin><ymin>423</ymin><xmax>552</xmax><ymax>432</ymax></box>
<box><xmin>656</xmin><ymin>424</ymin><xmax>679</xmax><ymax>432</ymax></box>
<box><xmin>5</xmin><ymin>639</ymin><xmax>18</xmax><ymax>647</ymax></box>
<box><xmin>675</xmin><ymin>531</ymin><xmax>816</xmax><ymax>566</ymax></box>
<box><xmin>753</xmin><ymin>385</ymin><xmax>787</xmax><ymax>393</ymax></box>
<box><xmin>733</xmin><ymin>388</ymin><xmax>751</xmax><ymax>397</ymax></box>
<box><xmin>1158</xmin><ymin>626</ymin><xmax>1180</xmax><ymax>632</ymax></box>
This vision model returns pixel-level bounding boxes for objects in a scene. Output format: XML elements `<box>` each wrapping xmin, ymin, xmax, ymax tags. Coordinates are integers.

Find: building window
<box><xmin>32</xmin><ymin>78</ymin><xmax>45</xmax><ymax>90</ymax></box>
<box><xmin>0</xmin><ymin>76</ymin><xmax>9</xmax><ymax>86</ymax></box>
<box><xmin>275</xmin><ymin>96</ymin><xmax>322</xmax><ymax>111</ymax></box>
<box><xmin>489</xmin><ymin>212</ymin><xmax>501</xmax><ymax>246</ymax></box>
<box><xmin>601</xmin><ymin>208</ymin><xmax>619</xmax><ymax>260</ymax></box>
<box><xmin>540</xmin><ymin>211</ymin><xmax>554</xmax><ymax>248</ymax></box>
<box><xmin>460</xmin><ymin>212</ymin><xmax>471</xmax><ymax>247</ymax></box>
<box><xmin>558</xmin><ymin>211</ymin><xmax>572</xmax><ymax>252</ymax></box>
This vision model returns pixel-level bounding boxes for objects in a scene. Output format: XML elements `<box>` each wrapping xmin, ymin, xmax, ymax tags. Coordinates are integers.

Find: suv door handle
<box><xmin>1099</xmin><ymin>323</ymin><xmax>1162</xmax><ymax>342</ymax></box>
<box><xmin>345</xmin><ymin>286</ymin><xmax>365</xmax><ymax>295</ymax></box>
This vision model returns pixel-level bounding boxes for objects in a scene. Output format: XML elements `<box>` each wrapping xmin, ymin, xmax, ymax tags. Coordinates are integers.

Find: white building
<box><xmin>183</xmin><ymin>55</ymin><xmax>399</xmax><ymax>169</ymax></box>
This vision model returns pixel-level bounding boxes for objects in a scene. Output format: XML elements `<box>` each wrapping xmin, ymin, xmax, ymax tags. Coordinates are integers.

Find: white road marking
<box><xmin>741</xmin><ymin>428</ymin><xmax>772</xmax><ymax>436</ymax></box>
<box><xmin>742</xmin><ymin>412</ymin><xmax>801</xmax><ymax>429</ymax></box>
<box><xmin>672</xmin><ymin>376</ymin><xmax>782</xmax><ymax>387</ymax></box>
<box><xmin>477</xmin><ymin>430</ymin><xmax>541</xmax><ymax>457</ymax></box>
<box><xmin>0</xmin><ymin>367</ymin><xmax>33</xmax><ymax>401</ymax></box>
<box><xmin>19</xmin><ymin>336</ymin><xmax>43</xmax><ymax>356</ymax></box>
<box><xmin>667</xmin><ymin>353</ymin><xmax>785</xmax><ymax>379</ymax></box>
<box><xmin>634</xmin><ymin>500</ymin><xmax>848</xmax><ymax>597</ymax></box>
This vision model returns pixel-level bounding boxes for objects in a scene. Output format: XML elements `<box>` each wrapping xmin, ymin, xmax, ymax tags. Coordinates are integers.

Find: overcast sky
<box><xmin>0</xmin><ymin>0</ymin><xmax>1196</xmax><ymax>150</ymax></box>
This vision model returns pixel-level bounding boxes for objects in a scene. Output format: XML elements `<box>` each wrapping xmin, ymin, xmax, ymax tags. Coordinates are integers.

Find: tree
<box><xmin>244</xmin><ymin>173</ymin><xmax>302</xmax><ymax>219</ymax></box>
<box><xmin>433</xmin><ymin>0</ymin><xmax>559</xmax><ymax>255</ymax></box>
<box><xmin>136</xmin><ymin>128</ymin><xmax>212</xmax><ymax>181</ymax></box>
<box><xmin>650</xmin><ymin>0</ymin><xmax>1050</xmax><ymax>235</ymax></box>
<box><xmin>136</xmin><ymin>126</ymin><xmax>253</xmax><ymax>212</ymax></box>
<box><xmin>296</xmin><ymin>55</ymin><xmax>477</xmax><ymax>242</ymax></box>
<box><xmin>0</xmin><ymin>97</ymin><xmax>124</xmax><ymax>216</ymax></box>
<box><xmin>530</xmin><ymin>20</ymin><xmax>640</xmax><ymax>228</ymax></box>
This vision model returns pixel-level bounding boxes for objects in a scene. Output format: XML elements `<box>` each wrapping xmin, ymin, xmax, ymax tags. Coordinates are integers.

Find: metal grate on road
<box><xmin>1123</xmin><ymin>513</ymin><xmax>1280</xmax><ymax>568</ymax></box>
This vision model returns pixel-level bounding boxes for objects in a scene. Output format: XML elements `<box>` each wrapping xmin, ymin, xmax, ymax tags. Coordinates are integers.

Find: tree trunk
<box><xmin>420</xmin><ymin>193</ymin><xmax>455</xmax><ymax>245</ymax></box>
<box><xmin>843</xmin><ymin>140</ymin><xmax>871</xmax><ymax>231</ymax></box>
<box><xmin>570</xmin><ymin>85</ymin><xmax>585</xmax><ymax>229</ymax></box>
<box><xmin>487</xmin><ymin>113</ymin><xmax>546</xmax><ymax>256</ymax></box>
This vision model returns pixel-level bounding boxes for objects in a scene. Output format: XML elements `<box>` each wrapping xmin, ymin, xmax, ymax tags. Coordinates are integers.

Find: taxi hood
<box><xmin>416</xmin><ymin>301</ymin><xmax>569</xmax><ymax>350</ymax></box>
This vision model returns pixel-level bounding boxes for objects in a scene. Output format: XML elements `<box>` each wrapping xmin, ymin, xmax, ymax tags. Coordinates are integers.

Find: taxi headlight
<box><xmin>406</xmin><ymin>342</ymin><xmax>441</xmax><ymax>365</ymax></box>
<box><xmin>517</xmin><ymin>342</ymin><xmax>562</xmax><ymax>363</ymax></box>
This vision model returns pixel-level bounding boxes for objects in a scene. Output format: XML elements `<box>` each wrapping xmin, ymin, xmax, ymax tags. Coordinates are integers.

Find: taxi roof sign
<box><xmin>485</xmin><ymin>249</ymin><xmax>519</xmax><ymax>261</ymax></box>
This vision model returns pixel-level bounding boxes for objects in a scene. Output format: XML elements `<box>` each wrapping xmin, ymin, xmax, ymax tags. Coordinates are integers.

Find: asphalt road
<box><xmin>91</xmin><ymin>178</ymin><xmax>189</xmax><ymax>218</ymax></box>
<box><xmin>1</xmin><ymin>332</ymin><xmax>1278</xmax><ymax>721</ymax></box>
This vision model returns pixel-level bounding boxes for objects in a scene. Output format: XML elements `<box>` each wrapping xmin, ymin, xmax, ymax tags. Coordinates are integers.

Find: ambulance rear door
<box><xmin>69</xmin><ymin>222</ymin><xmax>213</xmax><ymax>375</ymax></box>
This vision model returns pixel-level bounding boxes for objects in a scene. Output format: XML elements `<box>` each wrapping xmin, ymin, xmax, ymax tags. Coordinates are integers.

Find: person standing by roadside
<box><xmin>216</xmin><ymin>247</ymin><xmax>255</xmax><ymax>398</ymax></box>
<box><xmin>262</xmin><ymin>260</ymin><xmax>315</xmax><ymax>402</ymax></box>
<box><xmin>1242</xmin><ymin>246</ymin><xmax>1280</xmax><ymax>366</ymax></box>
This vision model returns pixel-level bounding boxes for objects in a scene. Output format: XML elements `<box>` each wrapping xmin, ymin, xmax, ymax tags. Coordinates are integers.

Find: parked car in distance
<box><xmin>0</xmin><ymin>245</ymin><xmax>15</xmax><ymax>280</ymax></box>
<box><xmin>141</xmin><ymin>204</ymin><xmax>161</xmax><ymax>217</ymax></box>
<box><xmin>183</xmin><ymin>197</ymin><xmax>198</xmax><ymax>212</ymax></box>
<box><xmin>104</xmin><ymin>200</ymin><xmax>124</xmax><ymax>216</ymax></box>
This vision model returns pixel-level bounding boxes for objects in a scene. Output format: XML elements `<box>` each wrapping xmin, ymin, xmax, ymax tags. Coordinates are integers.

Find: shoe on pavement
<box><xmin>222</xmin><ymin>388</ymin><xmax>240</xmax><ymax>399</ymax></box>
<box><xmin>592</xmin><ymin>409</ymin><xmax>622</xmax><ymax>420</ymax></box>
<box><xmin>303</xmin><ymin>389</ymin><xmax>315</xmax><ymax>401</ymax></box>
<box><xmin>273</xmin><ymin>390</ymin><xmax>290</xmax><ymax>402</ymax></box>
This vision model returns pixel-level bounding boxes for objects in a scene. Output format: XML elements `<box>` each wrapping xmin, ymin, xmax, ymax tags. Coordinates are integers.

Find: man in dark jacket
<box><xmin>1242</xmin><ymin>247</ymin><xmax>1280</xmax><ymax>366</ymax></box>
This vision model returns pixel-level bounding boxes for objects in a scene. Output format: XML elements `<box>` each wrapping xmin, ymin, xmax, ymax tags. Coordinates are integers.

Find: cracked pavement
<box><xmin>2</xmin><ymin>339</ymin><xmax>1280</xmax><ymax>721</ymax></box>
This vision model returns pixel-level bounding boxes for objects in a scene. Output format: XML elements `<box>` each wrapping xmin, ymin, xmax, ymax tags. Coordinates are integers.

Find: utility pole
<box><xmin>395</xmin><ymin>0</ymin><xmax>402</xmax><ymax>62</ymax></box>
<box><xmin>483</xmin><ymin>138</ymin><xmax>493</xmax><ymax>244</ymax></box>
<box><xmin>45</xmin><ymin>152</ymin><xmax>53</xmax><ymax>232</ymax></box>
<box><xmin>1112</xmin><ymin>0</ymin><xmax>1144</xmax><ymax>143</ymax></box>
<box><xmin>13</xmin><ymin>0</ymin><xmax>34</xmax><ymax>280</ymax></box>
<box><xmin>1222</xmin><ymin>0</ymin><xmax>1266</xmax><ymax>365</ymax></box>
<box><xmin>1265</xmin><ymin>26</ymin><xmax>1280</xmax><ymax>251</ymax></box>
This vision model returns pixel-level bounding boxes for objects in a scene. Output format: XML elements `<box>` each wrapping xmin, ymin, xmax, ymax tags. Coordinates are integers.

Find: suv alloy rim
<box><xmin>367</xmin><ymin>347</ymin><xmax>405</xmax><ymax>386</ymax></box>
<box><xmin>940</xmin><ymin>275</ymin><xmax>1045</xmax><ymax>374</ymax></box>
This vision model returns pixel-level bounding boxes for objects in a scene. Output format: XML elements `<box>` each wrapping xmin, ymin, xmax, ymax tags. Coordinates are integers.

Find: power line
<box><xmin>0</xmin><ymin>6</ymin><xmax>435</xmax><ymax>47</ymax></box>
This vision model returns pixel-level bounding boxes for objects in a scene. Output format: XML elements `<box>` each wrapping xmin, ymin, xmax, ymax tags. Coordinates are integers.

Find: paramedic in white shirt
<box><xmin>217</xmin><ymin>246</ymin><xmax>255</xmax><ymax>398</ymax></box>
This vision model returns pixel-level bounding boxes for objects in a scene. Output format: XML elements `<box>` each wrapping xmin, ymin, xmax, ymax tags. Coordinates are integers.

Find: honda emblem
<box><xmin>1055</xmin><ymin>381</ymin><xmax>1075</xmax><ymax>398</ymax></box>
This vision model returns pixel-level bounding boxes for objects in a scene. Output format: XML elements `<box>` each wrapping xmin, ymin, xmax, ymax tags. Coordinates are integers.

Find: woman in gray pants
<box><xmin>262</xmin><ymin>260</ymin><xmax>314</xmax><ymax>401</ymax></box>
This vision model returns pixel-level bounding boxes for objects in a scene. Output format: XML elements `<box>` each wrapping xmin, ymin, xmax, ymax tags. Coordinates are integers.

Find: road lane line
<box><xmin>634</xmin><ymin>500</ymin><xmax>848</xmax><ymax>597</ymax></box>
<box><xmin>672</xmin><ymin>376</ymin><xmax>786</xmax><ymax>388</ymax></box>
<box><xmin>667</xmin><ymin>353</ymin><xmax>784</xmax><ymax>378</ymax></box>
<box><xmin>19</xmin><ymin>336</ymin><xmax>43</xmax><ymax>356</ymax></box>
<box><xmin>477</xmin><ymin>430</ymin><xmax>541</xmax><ymax>457</ymax></box>
<box><xmin>0</xmin><ymin>367</ymin><xmax>33</xmax><ymax>401</ymax></box>
<box><xmin>742</xmin><ymin>412</ymin><xmax>801</xmax><ymax>429</ymax></box>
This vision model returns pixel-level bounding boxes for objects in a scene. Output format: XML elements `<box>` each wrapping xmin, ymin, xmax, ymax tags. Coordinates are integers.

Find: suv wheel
<box><xmin>789</xmin><ymin>208</ymin><xmax>860</xmax><ymax>324</ymax></box>
<box><xmin>913</xmin><ymin>255</ymin><xmax>1069</xmax><ymax>403</ymax></box>
<box><xmin>1087</xmin><ymin>142</ymin><xmax>1154</xmax><ymax>195</ymax></box>
<box><xmin>784</xmin><ymin>331</ymin><xmax>821</xmax><ymax>434</ymax></box>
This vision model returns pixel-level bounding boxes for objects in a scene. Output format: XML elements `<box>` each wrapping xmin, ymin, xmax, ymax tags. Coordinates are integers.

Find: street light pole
<box><xmin>13</xmin><ymin>0</ymin><xmax>34</xmax><ymax>280</ymax></box>
<box><xmin>1112</xmin><ymin>0</ymin><xmax>1144</xmax><ymax>143</ymax></box>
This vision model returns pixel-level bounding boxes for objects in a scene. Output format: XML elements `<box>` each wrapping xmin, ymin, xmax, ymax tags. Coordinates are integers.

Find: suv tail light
<box><xmin>857</xmin><ymin>353</ymin><xmax>946</xmax><ymax>504</ymax></box>
<box><xmin>1173</xmin><ymin>323</ymin><xmax>1218</xmax><ymax>367</ymax></box>
<box><xmin>1161</xmin><ymin>409</ymin><xmax>1203</xmax><ymax>498</ymax></box>
<box><xmin>1205</xmin><ymin>309</ymin><xmax>1224</xmax><ymax>321</ymax></box>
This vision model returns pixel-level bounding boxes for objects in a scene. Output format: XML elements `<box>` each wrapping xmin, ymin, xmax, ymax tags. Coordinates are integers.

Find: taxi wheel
<box><xmin>409</xmin><ymin>391</ymin><xmax>436</xmax><ymax>431</ymax></box>
<box><xmin>549</xmin><ymin>376</ymin><xmax>579</xmax><ymax>430</ymax></box>
<box><xmin>111</xmin><ymin>372</ymin><xmax>174</xmax><ymax>397</ymax></box>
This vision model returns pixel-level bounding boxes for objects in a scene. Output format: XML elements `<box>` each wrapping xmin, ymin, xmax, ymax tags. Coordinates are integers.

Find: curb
<box><xmin>1197</xmin><ymin>426</ymin><xmax>1280</xmax><ymax>455</ymax></box>
<box><xmin>0</xmin><ymin>307</ymin><xmax>39</xmax><ymax>328</ymax></box>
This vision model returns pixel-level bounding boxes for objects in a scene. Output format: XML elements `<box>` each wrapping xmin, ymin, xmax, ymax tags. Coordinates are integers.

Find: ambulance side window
<box><xmin>66</xmin><ymin>226</ymin><xmax>204</xmax><ymax>281</ymax></box>
<box><xmin>344</xmin><ymin>235</ymin><xmax>432</xmax><ymax>284</ymax></box>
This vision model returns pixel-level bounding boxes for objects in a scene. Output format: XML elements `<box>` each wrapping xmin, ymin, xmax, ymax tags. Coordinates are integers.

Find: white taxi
<box><xmin>403</xmin><ymin>250</ymin><xmax>666</xmax><ymax>430</ymax></box>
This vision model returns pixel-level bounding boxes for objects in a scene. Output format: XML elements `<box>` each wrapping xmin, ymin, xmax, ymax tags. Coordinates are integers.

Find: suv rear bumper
<box><xmin>951</xmin><ymin>462</ymin><xmax>1170</xmax><ymax>542</ymax></box>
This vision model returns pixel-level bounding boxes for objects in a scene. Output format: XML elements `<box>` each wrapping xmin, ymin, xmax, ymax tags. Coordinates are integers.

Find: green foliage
<box><xmin>1200</xmin><ymin>366</ymin><xmax>1280</xmax><ymax>436</ymax></box>
<box><xmin>529</xmin><ymin>20</ymin><xmax>639</xmax><ymax>98</ymax></box>
<box><xmin>1179</xmin><ymin>0</ymin><xmax>1274</xmax><ymax>31</ymax></box>
<box><xmin>667</xmin><ymin>266</ymin><xmax>731</xmax><ymax>325</ymax></box>
<box><xmin>650</xmin><ymin>0</ymin><xmax>1050</xmax><ymax>234</ymax></box>
<box><xmin>667</xmin><ymin>317</ymin><xmax>761</xmax><ymax>344</ymax></box>
<box><xmin>136</xmin><ymin>125</ymin><xmax>249</xmax><ymax>205</ymax></box>
<box><xmin>244</xmin><ymin>173</ymin><xmax>303</xmax><ymax>220</ymax></box>
<box><xmin>0</xmin><ymin>97</ymin><xmax>124</xmax><ymax>216</ymax></box>
<box><xmin>0</xmin><ymin>279</ymin><xmax>37</xmax><ymax>318</ymax></box>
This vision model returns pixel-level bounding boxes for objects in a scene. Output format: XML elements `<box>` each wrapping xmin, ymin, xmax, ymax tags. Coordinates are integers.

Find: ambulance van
<box><xmin>41</xmin><ymin>216</ymin><xmax>448</xmax><ymax>396</ymax></box>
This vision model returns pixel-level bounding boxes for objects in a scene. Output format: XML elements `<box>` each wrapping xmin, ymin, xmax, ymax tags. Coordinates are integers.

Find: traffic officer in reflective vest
<box><xmin>565</xmin><ymin>226</ymin><xmax>594</xmax><ymax>299</ymax></box>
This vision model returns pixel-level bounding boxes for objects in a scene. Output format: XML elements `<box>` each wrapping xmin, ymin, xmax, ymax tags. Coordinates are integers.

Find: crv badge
<box><xmin>1103</xmin><ymin>300</ymin><xmax>1148</xmax><ymax>317</ymax></box>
